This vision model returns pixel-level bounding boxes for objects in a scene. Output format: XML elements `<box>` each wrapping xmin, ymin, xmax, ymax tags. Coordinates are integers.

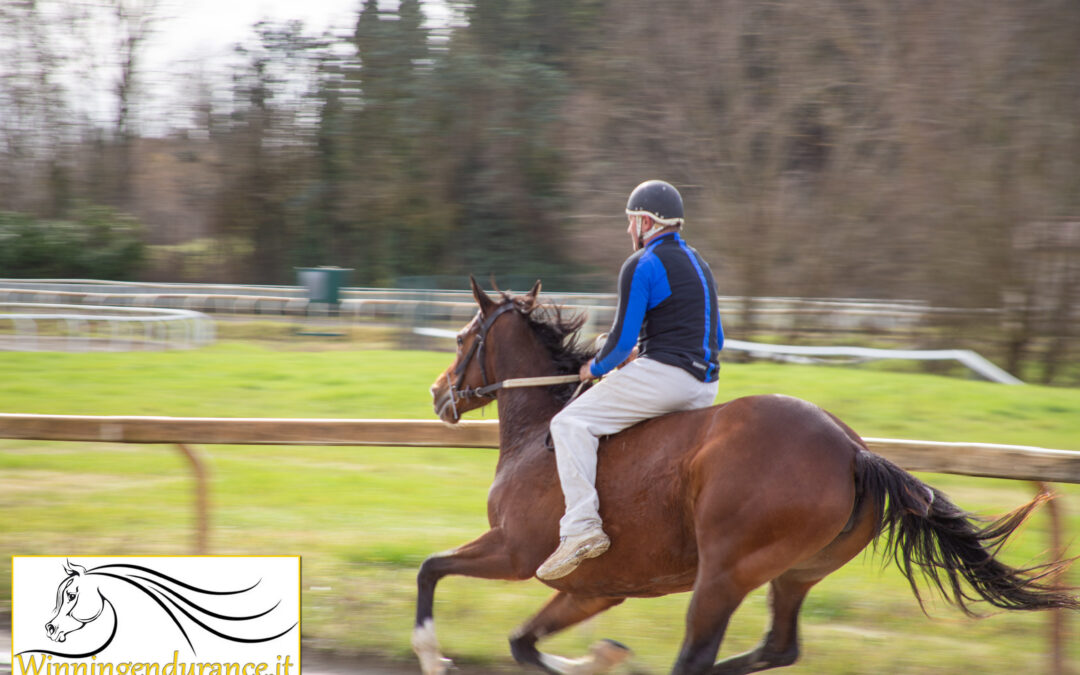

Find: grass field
<box><xmin>1</xmin><ymin>341</ymin><xmax>1078</xmax><ymax>674</ymax></box>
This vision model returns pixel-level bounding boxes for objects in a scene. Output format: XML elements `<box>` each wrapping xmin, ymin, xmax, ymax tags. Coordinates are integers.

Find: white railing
<box><xmin>0</xmin><ymin>303</ymin><xmax>215</xmax><ymax>352</ymax></box>
<box><xmin>723</xmin><ymin>339</ymin><xmax>1025</xmax><ymax>384</ymax></box>
<box><xmin>0</xmin><ymin>279</ymin><xmax>976</xmax><ymax>328</ymax></box>
<box><xmin>0</xmin><ymin>280</ymin><xmax>1025</xmax><ymax>381</ymax></box>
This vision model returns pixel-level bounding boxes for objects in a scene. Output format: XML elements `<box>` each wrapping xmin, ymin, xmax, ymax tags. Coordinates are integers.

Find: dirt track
<box><xmin>0</xmin><ymin>633</ymin><xmax>511</xmax><ymax>675</ymax></box>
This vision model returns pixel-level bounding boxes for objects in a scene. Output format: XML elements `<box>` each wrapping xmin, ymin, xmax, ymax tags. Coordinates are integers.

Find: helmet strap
<box><xmin>628</xmin><ymin>210</ymin><xmax>682</xmax><ymax>250</ymax></box>
<box><xmin>641</xmin><ymin>220</ymin><xmax>667</xmax><ymax>241</ymax></box>
<box><xmin>635</xmin><ymin>215</ymin><xmax>667</xmax><ymax>247</ymax></box>
<box><xmin>632</xmin><ymin>215</ymin><xmax>648</xmax><ymax>250</ymax></box>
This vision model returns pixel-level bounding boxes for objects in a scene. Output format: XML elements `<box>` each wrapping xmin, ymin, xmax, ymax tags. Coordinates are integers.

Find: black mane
<box><xmin>499</xmin><ymin>292</ymin><xmax>597</xmax><ymax>405</ymax></box>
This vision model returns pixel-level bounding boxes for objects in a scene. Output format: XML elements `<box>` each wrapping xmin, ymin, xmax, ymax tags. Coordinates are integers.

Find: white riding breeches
<box><xmin>549</xmin><ymin>357</ymin><xmax>719</xmax><ymax>538</ymax></box>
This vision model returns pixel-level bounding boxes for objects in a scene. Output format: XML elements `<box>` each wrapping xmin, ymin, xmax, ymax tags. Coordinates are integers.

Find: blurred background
<box><xmin>3</xmin><ymin>1</ymin><xmax>1078</xmax><ymax>300</ymax></box>
<box><xmin>2</xmin><ymin>3</ymin><xmax>1080</xmax><ymax>672</ymax></box>
<box><xmin>4</xmin><ymin>0</ymin><xmax>1080</xmax><ymax>383</ymax></box>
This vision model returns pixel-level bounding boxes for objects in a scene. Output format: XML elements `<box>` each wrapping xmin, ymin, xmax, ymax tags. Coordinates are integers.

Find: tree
<box><xmin>105</xmin><ymin>0</ymin><xmax>161</xmax><ymax>206</ymax></box>
<box><xmin>0</xmin><ymin>206</ymin><xmax>145</xmax><ymax>279</ymax></box>
<box><xmin>211</xmin><ymin>21</ymin><xmax>323</xmax><ymax>283</ymax></box>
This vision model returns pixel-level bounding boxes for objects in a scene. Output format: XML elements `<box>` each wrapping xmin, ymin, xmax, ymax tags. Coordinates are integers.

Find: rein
<box><xmin>447</xmin><ymin>303</ymin><xmax>583</xmax><ymax>420</ymax></box>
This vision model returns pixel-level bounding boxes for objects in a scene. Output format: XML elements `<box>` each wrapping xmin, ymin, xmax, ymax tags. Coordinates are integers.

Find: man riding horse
<box><xmin>417</xmin><ymin>185</ymin><xmax>1078</xmax><ymax>675</ymax></box>
<box><xmin>538</xmin><ymin>180</ymin><xmax>725</xmax><ymax>580</ymax></box>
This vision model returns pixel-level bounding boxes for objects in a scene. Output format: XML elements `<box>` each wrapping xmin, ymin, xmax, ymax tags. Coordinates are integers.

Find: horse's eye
<box><xmin>456</xmin><ymin>336</ymin><xmax>464</xmax><ymax>347</ymax></box>
<box><xmin>67</xmin><ymin>592</ymin><xmax>76</xmax><ymax>602</ymax></box>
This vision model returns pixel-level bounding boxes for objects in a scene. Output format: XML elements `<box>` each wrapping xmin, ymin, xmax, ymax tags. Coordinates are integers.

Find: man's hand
<box><xmin>579</xmin><ymin>361</ymin><xmax>595</xmax><ymax>382</ymax></box>
<box><xmin>618</xmin><ymin>346</ymin><xmax>640</xmax><ymax>369</ymax></box>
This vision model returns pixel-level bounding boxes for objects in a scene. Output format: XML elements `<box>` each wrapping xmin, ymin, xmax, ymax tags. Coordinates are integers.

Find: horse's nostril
<box><xmin>45</xmin><ymin>623</ymin><xmax>55</xmax><ymax>635</ymax></box>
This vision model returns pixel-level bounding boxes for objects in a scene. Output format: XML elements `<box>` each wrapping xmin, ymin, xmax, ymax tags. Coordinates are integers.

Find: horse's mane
<box><xmin>498</xmin><ymin>291</ymin><xmax>597</xmax><ymax>405</ymax></box>
<box><xmin>87</xmin><ymin>563</ymin><xmax>296</xmax><ymax>653</ymax></box>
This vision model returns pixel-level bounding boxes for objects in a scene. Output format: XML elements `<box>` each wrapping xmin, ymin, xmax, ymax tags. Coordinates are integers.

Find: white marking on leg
<box><xmin>412</xmin><ymin>619</ymin><xmax>453</xmax><ymax>675</ymax></box>
<box><xmin>539</xmin><ymin>652</ymin><xmax>587</xmax><ymax>675</ymax></box>
<box><xmin>538</xmin><ymin>641</ymin><xmax>631</xmax><ymax>675</ymax></box>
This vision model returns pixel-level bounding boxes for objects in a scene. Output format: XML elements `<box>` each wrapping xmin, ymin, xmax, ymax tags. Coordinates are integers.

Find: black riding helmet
<box><xmin>625</xmin><ymin>180</ymin><xmax>685</xmax><ymax>226</ymax></box>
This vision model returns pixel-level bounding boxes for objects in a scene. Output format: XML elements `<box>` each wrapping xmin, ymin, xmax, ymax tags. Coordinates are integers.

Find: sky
<box><xmin>147</xmin><ymin>0</ymin><xmax>363</xmax><ymax>67</ymax></box>
<box><xmin>145</xmin><ymin>0</ymin><xmax>452</xmax><ymax>66</ymax></box>
<box><xmin>111</xmin><ymin>0</ymin><xmax>451</xmax><ymax>133</ymax></box>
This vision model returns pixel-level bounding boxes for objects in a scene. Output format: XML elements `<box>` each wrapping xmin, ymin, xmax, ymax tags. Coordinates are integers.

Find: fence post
<box><xmin>176</xmin><ymin>443</ymin><xmax>209</xmax><ymax>555</ymax></box>
<box><xmin>1034</xmin><ymin>481</ymin><xmax>1067</xmax><ymax>675</ymax></box>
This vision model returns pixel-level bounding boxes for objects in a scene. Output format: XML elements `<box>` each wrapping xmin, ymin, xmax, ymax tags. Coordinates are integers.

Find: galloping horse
<box><xmin>414</xmin><ymin>279</ymin><xmax>1078</xmax><ymax>675</ymax></box>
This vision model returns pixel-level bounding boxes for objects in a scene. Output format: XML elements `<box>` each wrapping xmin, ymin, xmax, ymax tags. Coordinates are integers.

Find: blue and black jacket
<box><xmin>589</xmin><ymin>232</ymin><xmax>723</xmax><ymax>382</ymax></box>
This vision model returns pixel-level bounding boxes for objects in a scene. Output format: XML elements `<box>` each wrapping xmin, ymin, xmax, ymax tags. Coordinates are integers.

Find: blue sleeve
<box><xmin>591</xmin><ymin>254</ymin><xmax>661</xmax><ymax>376</ymax></box>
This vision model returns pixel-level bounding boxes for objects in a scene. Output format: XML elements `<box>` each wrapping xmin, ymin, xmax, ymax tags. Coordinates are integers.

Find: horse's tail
<box><xmin>855</xmin><ymin>449</ymin><xmax>1080</xmax><ymax>616</ymax></box>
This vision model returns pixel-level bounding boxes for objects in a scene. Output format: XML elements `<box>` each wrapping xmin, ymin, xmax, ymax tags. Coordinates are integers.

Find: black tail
<box><xmin>855</xmin><ymin>450</ymin><xmax>1079</xmax><ymax>616</ymax></box>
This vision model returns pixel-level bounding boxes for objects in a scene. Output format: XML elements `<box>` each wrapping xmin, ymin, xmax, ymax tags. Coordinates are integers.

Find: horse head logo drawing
<box><xmin>21</xmin><ymin>559</ymin><xmax>298</xmax><ymax>659</ymax></box>
<box><xmin>45</xmin><ymin>561</ymin><xmax>107</xmax><ymax>644</ymax></box>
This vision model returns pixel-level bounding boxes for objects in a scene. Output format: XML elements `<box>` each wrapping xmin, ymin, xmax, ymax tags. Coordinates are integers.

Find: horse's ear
<box><xmin>524</xmin><ymin>279</ymin><xmax>542</xmax><ymax>309</ymax></box>
<box><xmin>64</xmin><ymin>560</ymin><xmax>86</xmax><ymax>577</ymax></box>
<box><xmin>470</xmin><ymin>275</ymin><xmax>496</xmax><ymax>315</ymax></box>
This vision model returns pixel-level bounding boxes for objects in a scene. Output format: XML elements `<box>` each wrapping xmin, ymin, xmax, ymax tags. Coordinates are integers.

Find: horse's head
<box><xmin>430</xmin><ymin>277</ymin><xmax>543</xmax><ymax>424</ymax></box>
<box><xmin>45</xmin><ymin>561</ymin><xmax>105</xmax><ymax>643</ymax></box>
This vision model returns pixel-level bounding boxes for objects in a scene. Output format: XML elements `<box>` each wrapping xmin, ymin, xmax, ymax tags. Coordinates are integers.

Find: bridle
<box><xmin>450</xmin><ymin>302</ymin><xmax>516</xmax><ymax>407</ymax></box>
<box><xmin>445</xmin><ymin>302</ymin><xmax>581</xmax><ymax>421</ymax></box>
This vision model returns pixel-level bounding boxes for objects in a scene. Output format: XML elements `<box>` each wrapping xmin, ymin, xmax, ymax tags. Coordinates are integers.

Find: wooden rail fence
<box><xmin>2</xmin><ymin>414</ymin><xmax>1076</xmax><ymax>674</ymax></box>
<box><xmin>2</xmin><ymin>414</ymin><xmax>1077</xmax><ymax>547</ymax></box>
<box><xmin>1</xmin><ymin>413</ymin><xmax>1077</xmax><ymax>477</ymax></box>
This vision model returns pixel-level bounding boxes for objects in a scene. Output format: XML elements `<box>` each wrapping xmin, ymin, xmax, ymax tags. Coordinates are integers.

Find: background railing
<box><xmin>0</xmin><ymin>302</ymin><xmax>215</xmax><ymax>351</ymax></box>
<box><xmin>0</xmin><ymin>279</ymin><xmax>1033</xmax><ymax>381</ymax></box>
<box><xmin>0</xmin><ymin>279</ymin><xmax>995</xmax><ymax>336</ymax></box>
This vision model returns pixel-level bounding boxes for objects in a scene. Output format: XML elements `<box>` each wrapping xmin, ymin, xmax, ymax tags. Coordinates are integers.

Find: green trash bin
<box><xmin>293</xmin><ymin>266</ymin><xmax>352</xmax><ymax>311</ymax></box>
<box><xmin>296</xmin><ymin>267</ymin><xmax>352</xmax><ymax>306</ymax></box>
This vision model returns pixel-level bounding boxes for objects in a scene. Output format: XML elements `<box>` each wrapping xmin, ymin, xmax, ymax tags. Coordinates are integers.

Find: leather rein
<box><xmin>447</xmin><ymin>303</ymin><xmax>580</xmax><ymax>420</ymax></box>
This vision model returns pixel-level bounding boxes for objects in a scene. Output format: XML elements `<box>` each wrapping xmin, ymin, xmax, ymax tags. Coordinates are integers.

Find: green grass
<box><xmin>1</xmin><ymin>343</ymin><xmax>1078</xmax><ymax>673</ymax></box>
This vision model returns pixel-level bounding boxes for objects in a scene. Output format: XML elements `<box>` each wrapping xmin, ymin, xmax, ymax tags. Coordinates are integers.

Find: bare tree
<box><xmin>108</xmin><ymin>0</ymin><xmax>161</xmax><ymax>205</ymax></box>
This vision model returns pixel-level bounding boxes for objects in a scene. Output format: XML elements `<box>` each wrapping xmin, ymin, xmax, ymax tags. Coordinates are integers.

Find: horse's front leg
<box><xmin>510</xmin><ymin>592</ymin><xmax>629</xmax><ymax>675</ymax></box>
<box><xmin>413</xmin><ymin>528</ymin><xmax>525</xmax><ymax>675</ymax></box>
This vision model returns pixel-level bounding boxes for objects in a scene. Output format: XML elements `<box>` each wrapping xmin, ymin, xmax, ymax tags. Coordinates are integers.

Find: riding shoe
<box><xmin>536</xmin><ymin>529</ymin><xmax>611</xmax><ymax>580</ymax></box>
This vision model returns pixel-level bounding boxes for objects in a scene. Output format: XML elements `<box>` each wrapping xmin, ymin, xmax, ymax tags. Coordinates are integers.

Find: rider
<box><xmin>537</xmin><ymin>180</ymin><xmax>724</xmax><ymax>580</ymax></box>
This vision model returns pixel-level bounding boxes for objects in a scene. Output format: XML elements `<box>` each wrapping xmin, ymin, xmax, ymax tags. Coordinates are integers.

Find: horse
<box><xmin>413</xmin><ymin>278</ymin><xmax>1078</xmax><ymax>675</ymax></box>
<box><xmin>45</xmin><ymin>561</ymin><xmax>111</xmax><ymax>645</ymax></box>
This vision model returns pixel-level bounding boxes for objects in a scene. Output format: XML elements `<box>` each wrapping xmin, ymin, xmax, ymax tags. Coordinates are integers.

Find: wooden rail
<box><xmin>1</xmin><ymin>414</ymin><xmax>1077</xmax><ymax>482</ymax></box>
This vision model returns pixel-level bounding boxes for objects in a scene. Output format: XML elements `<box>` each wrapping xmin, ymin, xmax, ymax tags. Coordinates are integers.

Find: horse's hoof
<box><xmin>590</xmin><ymin>639</ymin><xmax>632</xmax><ymax>669</ymax></box>
<box><xmin>417</xmin><ymin>655</ymin><xmax>454</xmax><ymax>675</ymax></box>
<box><xmin>437</xmin><ymin>657</ymin><xmax>456</xmax><ymax>675</ymax></box>
<box><xmin>412</xmin><ymin>620</ymin><xmax>455</xmax><ymax>675</ymax></box>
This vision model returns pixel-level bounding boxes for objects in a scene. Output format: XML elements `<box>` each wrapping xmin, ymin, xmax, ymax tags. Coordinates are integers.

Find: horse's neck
<box><xmin>489</xmin><ymin>343</ymin><xmax>565</xmax><ymax>458</ymax></box>
<box><xmin>496</xmin><ymin>388</ymin><xmax>560</xmax><ymax>448</ymax></box>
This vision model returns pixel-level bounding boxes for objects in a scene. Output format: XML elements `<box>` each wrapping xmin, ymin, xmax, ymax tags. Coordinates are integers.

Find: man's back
<box><xmin>594</xmin><ymin>232</ymin><xmax>724</xmax><ymax>382</ymax></box>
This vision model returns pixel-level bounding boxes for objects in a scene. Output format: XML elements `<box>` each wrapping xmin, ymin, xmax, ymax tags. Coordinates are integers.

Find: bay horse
<box><xmin>414</xmin><ymin>279</ymin><xmax>1078</xmax><ymax>675</ymax></box>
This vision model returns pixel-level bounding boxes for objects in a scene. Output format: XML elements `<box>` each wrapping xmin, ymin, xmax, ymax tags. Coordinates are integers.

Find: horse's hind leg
<box><xmin>671</xmin><ymin>573</ymin><xmax>749</xmax><ymax>675</ymax></box>
<box><xmin>710</xmin><ymin>497</ymin><xmax>879</xmax><ymax>675</ymax></box>
<box><xmin>510</xmin><ymin>592</ymin><xmax>630</xmax><ymax>675</ymax></box>
<box><xmin>709</xmin><ymin>573</ymin><xmax>816</xmax><ymax>674</ymax></box>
